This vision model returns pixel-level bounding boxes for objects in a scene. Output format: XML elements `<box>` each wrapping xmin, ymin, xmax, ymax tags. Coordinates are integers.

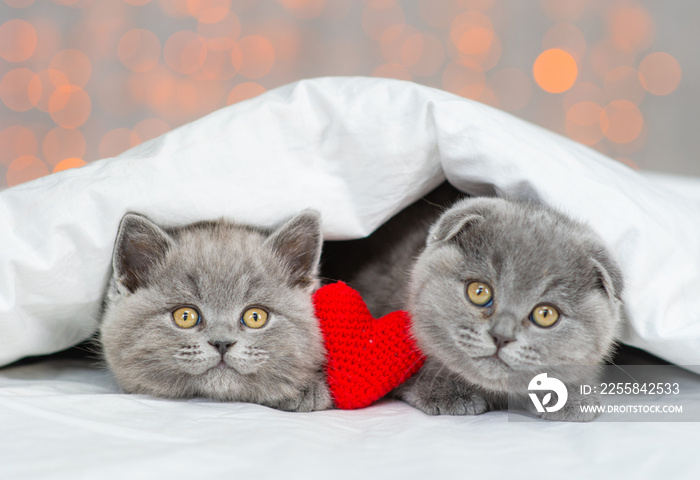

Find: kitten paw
<box><xmin>273</xmin><ymin>379</ymin><xmax>333</xmax><ymax>412</ymax></box>
<box><xmin>395</xmin><ymin>377</ymin><xmax>490</xmax><ymax>416</ymax></box>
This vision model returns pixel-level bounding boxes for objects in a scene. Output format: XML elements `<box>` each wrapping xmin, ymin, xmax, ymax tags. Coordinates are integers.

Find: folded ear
<box><xmin>112</xmin><ymin>213</ymin><xmax>174</xmax><ymax>294</ymax></box>
<box><xmin>427</xmin><ymin>204</ymin><xmax>484</xmax><ymax>245</ymax></box>
<box><xmin>264</xmin><ymin>210</ymin><xmax>322</xmax><ymax>288</ymax></box>
<box><xmin>590</xmin><ymin>253</ymin><xmax>624</xmax><ymax>301</ymax></box>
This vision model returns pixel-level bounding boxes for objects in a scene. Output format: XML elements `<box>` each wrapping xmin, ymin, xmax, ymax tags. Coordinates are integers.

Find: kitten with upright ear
<box><xmin>395</xmin><ymin>197</ymin><xmax>625</xmax><ymax>421</ymax></box>
<box><xmin>99</xmin><ymin>210</ymin><xmax>331</xmax><ymax>412</ymax></box>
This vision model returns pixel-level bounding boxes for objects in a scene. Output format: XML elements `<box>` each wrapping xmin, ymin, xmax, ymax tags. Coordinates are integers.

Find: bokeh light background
<box><xmin>0</xmin><ymin>0</ymin><xmax>697</xmax><ymax>190</ymax></box>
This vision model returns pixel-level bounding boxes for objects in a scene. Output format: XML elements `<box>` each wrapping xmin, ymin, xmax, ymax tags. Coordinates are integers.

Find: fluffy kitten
<box><xmin>328</xmin><ymin>187</ymin><xmax>624</xmax><ymax>421</ymax></box>
<box><xmin>397</xmin><ymin>197</ymin><xmax>625</xmax><ymax>421</ymax></box>
<box><xmin>99</xmin><ymin>211</ymin><xmax>332</xmax><ymax>412</ymax></box>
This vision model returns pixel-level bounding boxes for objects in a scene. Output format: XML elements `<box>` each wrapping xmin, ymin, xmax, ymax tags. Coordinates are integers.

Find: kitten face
<box><xmin>408</xmin><ymin>197</ymin><xmax>624</xmax><ymax>393</ymax></box>
<box><xmin>99</xmin><ymin>211</ymin><xmax>331</xmax><ymax>411</ymax></box>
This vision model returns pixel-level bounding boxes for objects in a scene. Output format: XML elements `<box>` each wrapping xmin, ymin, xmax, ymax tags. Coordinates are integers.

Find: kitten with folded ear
<box><xmin>99</xmin><ymin>210</ymin><xmax>332</xmax><ymax>412</ymax></box>
<box><xmin>329</xmin><ymin>187</ymin><xmax>625</xmax><ymax>421</ymax></box>
<box><xmin>395</xmin><ymin>197</ymin><xmax>625</xmax><ymax>421</ymax></box>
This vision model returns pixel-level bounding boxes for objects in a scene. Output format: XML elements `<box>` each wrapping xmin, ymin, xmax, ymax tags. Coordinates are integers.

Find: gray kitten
<box><xmin>399</xmin><ymin>197</ymin><xmax>624</xmax><ymax>421</ymax></box>
<box><xmin>99</xmin><ymin>210</ymin><xmax>332</xmax><ymax>412</ymax></box>
<box><xmin>334</xmin><ymin>190</ymin><xmax>624</xmax><ymax>421</ymax></box>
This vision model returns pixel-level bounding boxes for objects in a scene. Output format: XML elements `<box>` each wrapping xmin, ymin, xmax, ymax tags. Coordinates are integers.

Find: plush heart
<box><xmin>313</xmin><ymin>281</ymin><xmax>426</xmax><ymax>410</ymax></box>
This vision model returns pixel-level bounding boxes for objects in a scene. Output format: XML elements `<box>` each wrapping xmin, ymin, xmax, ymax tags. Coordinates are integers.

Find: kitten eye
<box><xmin>530</xmin><ymin>304</ymin><xmax>560</xmax><ymax>328</ymax></box>
<box><xmin>466</xmin><ymin>281</ymin><xmax>493</xmax><ymax>307</ymax></box>
<box><xmin>242</xmin><ymin>307</ymin><xmax>268</xmax><ymax>329</ymax></box>
<box><xmin>172</xmin><ymin>307</ymin><xmax>201</xmax><ymax>329</ymax></box>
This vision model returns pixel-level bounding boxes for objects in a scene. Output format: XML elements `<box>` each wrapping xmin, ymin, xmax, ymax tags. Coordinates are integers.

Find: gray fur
<box><xmin>396</xmin><ymin>197</ymin><xmax>625</xmax><ymax>421</ymax></box>
<box><xmin>99</xmin><ymin>211</ymin><xmax>331</xmax><ymax>412</ymax></box>
<box><xmin>339</xmin><ymin>192</ymin><xmax>625</xmax><ymax>421</ymax></box>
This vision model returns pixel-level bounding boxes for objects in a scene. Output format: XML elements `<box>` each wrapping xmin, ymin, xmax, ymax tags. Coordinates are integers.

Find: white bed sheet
<box><xmin>2</xmin><ymin>358</ymin><xmax>699</xmax><ymax>480</ymax></box>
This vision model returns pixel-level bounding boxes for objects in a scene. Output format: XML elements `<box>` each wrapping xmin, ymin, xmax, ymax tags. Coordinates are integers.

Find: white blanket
<box><xmin>1</xmin><ymin>76</ymin><xmax>699</xmax><ymax>368</ymax></box>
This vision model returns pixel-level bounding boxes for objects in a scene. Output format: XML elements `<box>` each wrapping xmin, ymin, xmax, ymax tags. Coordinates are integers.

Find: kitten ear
<box><xmin>112</xmin><ymin>213</ymin><xmax>174</xmax><ymax>294</ymax></box>
<box><xmin>590</xmin><ymin>255</ymin><xmax>624</xmax><ymax>301</ymax></box>
<box><xmin>264</xmin><ymin>209</ymin><xmax>322</xmax><ymax>288</ymax></box>
<box><xmin>428</xmin><ymin>207</ymin><xmax>484</xmax><ymax>245</ymax></box>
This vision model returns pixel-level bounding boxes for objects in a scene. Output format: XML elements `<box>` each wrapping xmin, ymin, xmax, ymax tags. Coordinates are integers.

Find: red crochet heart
<box><xmin>313</xmin><ymin>281</ymin><xmax>425</xmax><ymax>410</ymax></box>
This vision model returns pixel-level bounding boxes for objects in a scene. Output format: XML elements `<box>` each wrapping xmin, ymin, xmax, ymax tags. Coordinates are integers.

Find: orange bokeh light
<box><xmin>28</xmin><ymin>17</ymin><xmax>61</xmax><ymax>61</ymax></box>
<box><xmin>193</xmin><ymin>39</ymin><xmax>240</xmax><ymax>81</ymax></box>
<box><xmin>227</xmin><ymin>82</ymin><xmax>266</xmax><ymax>105</ymax></box>
<box><xmin>452</xmin><ymin>34</ymin><xmax>502</xmax><ymax>72</ymax></box>
<box><xmin>193</xmin><ymin>79</ymin><xmax>226</xmax><ymax>114</ymax></box>
<box><xmin>418</xmin><ymin>0</ymin><xmax>461</xmax><ymax>28</ymax></box>
<box><xmin>129</xmin><ymin>66</ymin><xmax>177</xmax><ymax>107</ymax></box>
<box><xmin>0</xmin><ymin>19</ymin><xmax>37</xmax><ymax>62</ymax></box>
<box><xmin>407</xmin><ymin>33</ymin><xmax>444</xmax><ymax>78</ymax></box>
<box><xmin>197</xmin><ymin>11</ymin><xmax>241</xmax><ymax>46</ymax></box>
<box><xmin>600</xmin><ymin>99</ymin><xmax>644</xmax><ymax>144</ymax></box>
<box><xmin>0</xmin><ymin>68</ymin><xmax>41</xmax><ymax>112</ymax></box>
<box><xmin>400</xmin><ymin>31</ymin><xmax>424</xmax><ymax>67</ymax></box>
<box><xmin>380</xmin><ymin>24</ymin><xmax>421</xmax><ymax>66</ymax></box>
<box><xmin>607</xmin><ymin>2</ymin><xmax>654</xmax><ymax>54</ymax></box>
<box><xmin>6</xmin><ymin>155</ymin><xmax>49</xmax><ymax>188</ymax></box>
<box><xmin>609</xmin><ymin>122</ymin><xmax>648</xmax><ymax>155</ymax></box>
<box><xmin>31</xmin><ymin>69</ymin><xmax>70</xmax><ymax>113</ymax></box>
<box><xmin>604</xmin><ymin>66</ymin><xmax>645</xmax><ymax>105</ymax></box>
<box><xmin>563</xmin><ymin>81</ymin><xmax>605</xmax><ymax>111</ymax></box>
<box><xmin>118</xmin><ymin>29</ymin><xmax>162</xmax><ymax>73</ymax></box>
<box><xmin>489</xmin><ymin>67</ymin><xmax>532</xmax><ymax>112</ymax></box>
<box><xmin>372</xmin><ymin>63</ymin><xmax>412</xmax><ymax>81</ymax></box>
<box><xmin>442</xmin><ymin>60</ymin><xmax>486</xmax><ymax>100</ymax></box>
<box><xmin>361</xmin><ymin>0</ymin><xmax>404</xmax><ymax>41</ymax></box>
<box><xmin>450</xmin><ymin>11</ymin><xmax>493</xmax><ymax>55</ymax></box>
<box><xmin>0</xmin><ymin>126</ymin><xmax>37</xmax><ymax>167</ymax></box>
<box><xmin>164</xmin><ymin>31</ymin><xmax>208</xmax><ymax>75</ymax></box>
<box><xmin>49</xmin><ymin>49</ymin><xmax>92</xmax><ymax>87</ymax></box>
<box><xmin>237</xmin><ymin>35</ymin><xmax>276</xmax><ymax>79</ymax></box>
<box><xmin>256</xmin><ymin>18</ymin><xmax>303</xmax><ymax>62</ymax></box>
<box><xmin>589</xmin><ymin>39</ymin><xmax>635</xmax><ymax>78</ymax></box>
<box><xmin>542</xmin><ymin>23</ymin><xmax>586</xmax><ymax>61</ymax></box>
<box><xmin>187</xmin><ymin>0</ymin><xmax>231</xmax><ymax>24</ymax></box>
<box><xmin>53</xmin><ymin>157</ymin><xmax>86</xmax><ymax>173</ymax></box>
<box><xmin>42</xmin><ymin>127</ymin><xmax>86</xmax><ymax>167</ymax></box>
<box><xmin>565</xmin><ymin>101</ymin><xmax>604</xmax><ymax>146</ymax></box>
<box><xmin>175</xmin><ymin>79</ymin><xmax>200</xmax><ymax>113</ymax></box>
<box><xmin>477</xmin><ymin>85</ymin><xmax>498</xmax><ymax>108</ymax></box>
<box><xmin>132</xmin><ymin>118</ymin><xmax>171</xmax><ymax>144</ymax></box>
<box><xmin>457</xmin><ymin>27</ymin><xmax>493</xmax><ymax>56</ymax></box>
<box><xmin>533</xmin><ymin>48</ymin><xmax>577</xmax><ymax>93</ymax></box>
<box><xmin>98</xmin><ymin>72</ymin><xmax>137</xmax><ymax>116</ymax></box>
<box><xmin>540</xmin><ymin>0</ymin><xmax>587</xmax><ymax>22</ymax></box>
<box><xmin>279</xmin><ymin>0</ymin><xmax>326</xmax><ymax>20</ymax></box>
<box><xmin>49</xmin><ymin>85</ymin><xmax>92</xmax><ymax>129</ymax></box>
<box><xmin>638</xmin><ymin>52</ymin><xmax>682</xmax><ymax>96</ymax></box>
<box><xmin>158</xmin><ymin>0</ymin><xmax>190</xmax><ymax>17</ymax></box>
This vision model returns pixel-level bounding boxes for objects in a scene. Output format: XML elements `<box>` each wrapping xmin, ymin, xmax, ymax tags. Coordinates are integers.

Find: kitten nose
<box><xmin>489</xmin><ymin>331</ymin><xmax>515</xmax><ymax>350</ymax></box>
<box><xmin>209</xmin><ymin>341</ymin><xmax>235</xmax><ymax>356</ymax></box>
